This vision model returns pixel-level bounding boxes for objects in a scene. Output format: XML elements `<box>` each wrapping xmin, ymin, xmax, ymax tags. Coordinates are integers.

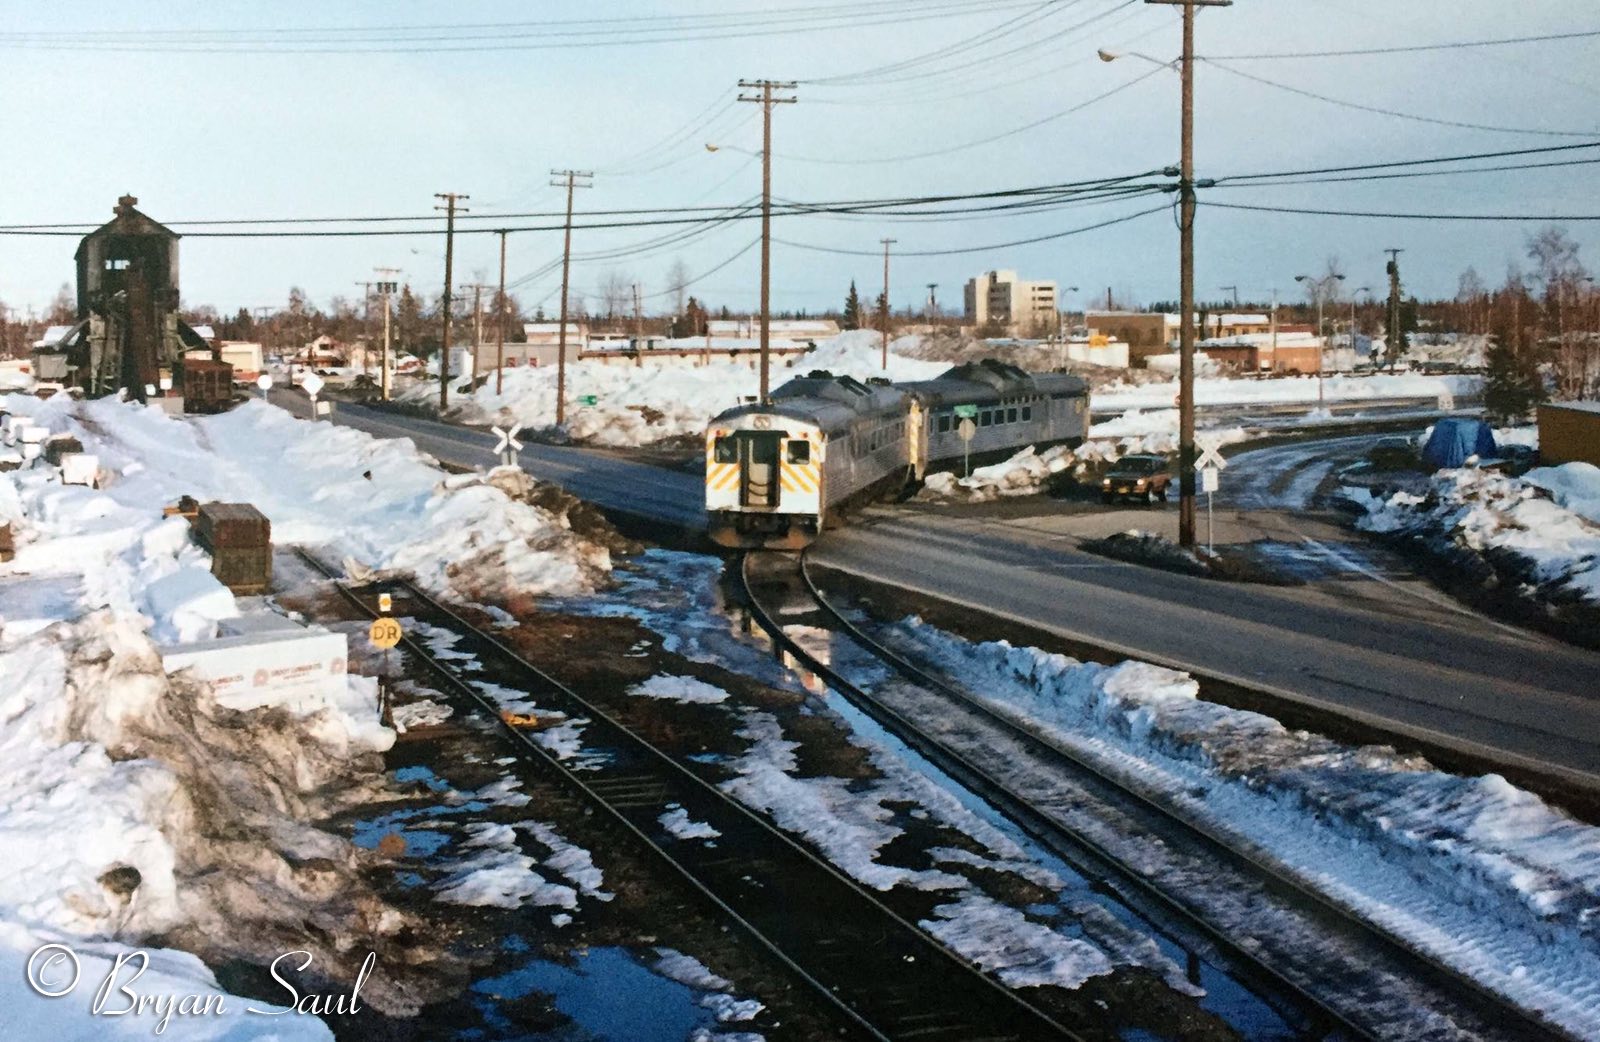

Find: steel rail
<box><xmin>782</xmin><ymin>549</ymin><xmax>1579</xmax><ymax>1042</ymax></box>
<box><xmin>294</xmin><ymin>546</ymin><xmax>1084</xmax><ymax>1042</ymax></box>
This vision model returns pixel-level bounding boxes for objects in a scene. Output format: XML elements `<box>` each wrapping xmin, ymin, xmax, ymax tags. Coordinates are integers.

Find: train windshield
<box><xmin>786</xmin><ymin>440</ymin><xmax>811</xmax><ymax>464</ymax></box>
<box><xmin>714</xmin><ymin>437</ymin><xmax>737</xmax><ymax>463</ymax></box>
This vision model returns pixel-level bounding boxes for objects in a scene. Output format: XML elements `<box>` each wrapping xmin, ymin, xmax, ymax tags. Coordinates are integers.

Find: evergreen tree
<box><xmin>395</xmin><ymin>284</ymin><xmax>424</xmax><ymax>355</ymax></box>
<box><xmin>1484</xmin><ymin>273</ymin><xmax>1546</xmax><ymax>424</ymax></box>
<box><xmin>842</xmin><ymin>280</ymin><xmax>864</xmax><ymax>330</ymax></box>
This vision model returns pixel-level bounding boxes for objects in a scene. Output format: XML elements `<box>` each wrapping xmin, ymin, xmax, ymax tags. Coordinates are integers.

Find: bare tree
<box><xmin>598</xmin><ymin>270</ymin><xmax>631</xmax><ymax>321</ymax></box>
<box><xmin>1527</xmin><ymin>226</ymin><xmax>1590</xmax><ymax>398</ymax></box>
<box><xmin>665</xmin><ymin>257</ymin><xmax>691</xmax><ymax>317</ymax></box>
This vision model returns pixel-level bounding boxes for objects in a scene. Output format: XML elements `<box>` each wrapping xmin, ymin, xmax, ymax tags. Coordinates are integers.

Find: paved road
<box><xmin>273</xmin><ymin>394</ymin><xmax>704</xmax><ymax>528</ymax></box>
<box><xmin>809</xmin><ymin>511</ymin><xmax>1600</xmax><ymax>793</ymax></box>
<box><xmin>287</xmin><ymin>397</ymin><xmax>1600</xmax><ymax>796</ymax></box>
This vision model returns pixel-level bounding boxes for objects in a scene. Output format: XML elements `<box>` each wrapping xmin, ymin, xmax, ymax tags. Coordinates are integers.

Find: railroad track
<box><xmin>738</xmin><ymin>549</ymin><xmax>1579</xmax><ymax>1042</ymax></box>
<box><xmin>294</xmin><ymin>547</ymin><xmax>1085</xmax><ymax>1042</ymax></box>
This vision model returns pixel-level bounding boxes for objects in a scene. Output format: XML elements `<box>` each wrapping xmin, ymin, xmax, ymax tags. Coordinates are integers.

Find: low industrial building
<box><xmin>1538</xmin><ymin>401</ymin><xmax>1600</xmax><ymax>467</ymax></box>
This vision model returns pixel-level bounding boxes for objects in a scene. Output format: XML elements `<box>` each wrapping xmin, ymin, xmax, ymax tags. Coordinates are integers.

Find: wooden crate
<box><xmin>183</xmin><ymin>359</ymin><xmax>236</xmax><ymax>415</ymax></box>
<box><xmin>211</xmin><ymin>545</ymin><xmax>273</xmax><ymax>595</ymax></box>
<box><xmin>195</xmin><ymin>502</ymin><xmax>271</xmax><ymax>550</ymax></box>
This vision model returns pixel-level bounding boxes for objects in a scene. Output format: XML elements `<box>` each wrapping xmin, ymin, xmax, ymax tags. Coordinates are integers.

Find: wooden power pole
<box><xmin>738</xmin><ymin>79</ymin><xmax>797</xmax><ymax>402</ymax></box>
<box><xmin>551</xmin><ymin>169</ymin><xmax>593</xmax><ymax>427</ymax></box>
<box><xmin>495</xmin><ymin>231</ymin><xmax>508</xmax><ymax>396</ymax></box>
<box><xmin>434</xmin><ymin>192</ymin><xmax>468</xmax><ymax>410</ymax></box>
<box><xmin>879</xmin><ymin>238</ymin><xmax>897</xmax><ymax>370</ymax></box>
<box><xmin>1144</xmin><ymin>0</ymin><xmax>1230</xmax><ymax>549</ymax></box>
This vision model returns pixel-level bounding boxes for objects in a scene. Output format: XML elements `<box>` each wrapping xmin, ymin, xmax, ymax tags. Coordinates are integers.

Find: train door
<box><xmin>739</xmin><ymin>431</ymin><xmax>783</xmax><ymax>508</ymax></box>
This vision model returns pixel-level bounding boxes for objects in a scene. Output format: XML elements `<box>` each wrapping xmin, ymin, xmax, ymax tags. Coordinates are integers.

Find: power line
<box><xmin>1213</xmin><ymin>139</ymin><xmax>1600</xmax><ymax>183</ymax></box>
<box><xmin>1213</xmin><ymin>155</ymin><xmax>1600</xmax><ymax>189</ymax></box>
<box><xmin>0</xmin><ymin>0</ymin><xmax>1037</xmax><ymax>53</ymax></box>
<box><xmin>1204</xmin><ymin>201</ymin><xmax>1600</xmax><ymax>221</ymax></box>
<box><xmin>1204</xmin><ymin>27</ymin><xmax>1600</xmax><ymax>60</ymax></box>
<box><xmin>1203</xmin><ymin>59</ymin><xmax>1600</xmax><ymax>138</ymax></box>
<box><xmin>775</xmin><ymin>202</ymin><xmax>1169</xmax><ymax>256</ymax></box>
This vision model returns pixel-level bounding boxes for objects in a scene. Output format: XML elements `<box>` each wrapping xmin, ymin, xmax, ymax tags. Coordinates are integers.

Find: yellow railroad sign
<box><xmin>369</xmin><ymin>617</ymin><xmax>403</xmax><ymax>650</ymax></box>
<box><xmin>378</xmin><ymin>592</ymin><xmax>393</xmax><ymax>614</ymax></box>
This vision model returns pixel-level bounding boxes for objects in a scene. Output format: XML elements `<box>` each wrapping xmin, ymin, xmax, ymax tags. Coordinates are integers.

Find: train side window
<box><xmin>787</xmin><ymin>440</ymin><xmax>811</xmax><ymax>464</ymax></box>
<box><xmin>937</xmin><ymin>414</ymin><xmax>951</xmax><ymax>434</ymax></box>
<box><xmin>1007</xmin><ymin>408</ymin><xmax>1018</xmax><ymax>423</ymax></box>
<box><xmin>714</xmin><ymin>437</ymin><xmax>737</xmax><ymax>463</ymax></box>
<box><xmin>980</xmin><ymin>410</ymin><xmax>992</xmax><ymax>427</ymax></box>
<box><xmin>1022</xmin><ymin>406</ymin><xmax>1032</xmax><ymax>421</ymax></box>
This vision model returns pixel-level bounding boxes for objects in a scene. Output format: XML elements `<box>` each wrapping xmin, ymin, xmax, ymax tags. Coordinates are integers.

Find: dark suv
<box><xmin>1101</xmin><ymin>454</ymin><xmax>1172</xmax><ymax>505</ymax></box>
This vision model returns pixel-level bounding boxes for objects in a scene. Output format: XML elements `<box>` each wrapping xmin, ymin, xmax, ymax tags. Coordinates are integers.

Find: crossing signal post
<box><xmin>374</xmin><ymin>271</ymin><xmax>400</xmax><ymax>401</ymax></box>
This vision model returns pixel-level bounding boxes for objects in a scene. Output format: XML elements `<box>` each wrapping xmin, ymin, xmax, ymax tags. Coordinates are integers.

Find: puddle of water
<box><xmin>471</xmin><ymin>946</ymin><xmax>719</xmax><ymax>1042</ymax></box>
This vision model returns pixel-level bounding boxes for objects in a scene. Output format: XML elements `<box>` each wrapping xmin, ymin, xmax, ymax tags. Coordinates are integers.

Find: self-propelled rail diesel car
<box><xmin>706</xmin><ymin>360</ymin><xmax>1089</xmax><ymax>549</ymax></box>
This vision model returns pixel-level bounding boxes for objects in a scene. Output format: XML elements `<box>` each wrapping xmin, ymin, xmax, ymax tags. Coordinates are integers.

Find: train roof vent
<box><xmin>938</xmin><ymin>359</ymin><xmax>1034</xmax><ymax>390</ymax></box>
<box><xmin>770</xmin><ymin>372</ymin><xmax>874</xmax><ymax>403</ymax></box>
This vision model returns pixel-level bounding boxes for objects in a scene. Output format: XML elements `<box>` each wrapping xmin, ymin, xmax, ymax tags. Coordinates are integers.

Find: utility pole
<box><xmin>459</xmin><ymin>281</ymin><xmax>490</xmax><ymax>387</ymax></box>
<box><xmin>879</xmin><ymin>237</ymin><xmax>897</xmax><ymax>370</ymax></box>
<box><xmin>1221</xmin><ymin>285</ymin><xmax>1239</xmax><ymax>309</ymax></box>
<box><xmin>434</xmin><ymin>192</ymin><xmax>468</xmax><ymax>410</ymax></box>
<box><xmin>1146</xmin><ymin>0</ymin><xmax>1230</xmax><ymax>549</ymax></box>
<box><xmin>632</xmin><ymin>282</ymin><xmax>645</xmax><ymax>367</ymax></box>
<box><xmin>926</xmin><ymin>283</ymin><xmax>939</xmax><ymax>321</ymax></box>
<box><xmin>375</xmin><ymin>267</ymin><xmax>401</xmax><ymax>401</ymax></box>
<box><xmin>1385</xmin><ymin>248</ymin><xmax>1405</xmax><ymax>371</ymax></box>
<box><xmin>551</xmin><ymin>169</ymin><xmax>593</xmax><ymax>426</ymax></box>
<box><xmin>739</xmin><ymin>79</ymin><xmax>797</xmax><ymax>401</ymax></box>
<box><xmin>495</xmin><ymin>232</ymin><xmax>508</xmax><ymax>397</ymax></box>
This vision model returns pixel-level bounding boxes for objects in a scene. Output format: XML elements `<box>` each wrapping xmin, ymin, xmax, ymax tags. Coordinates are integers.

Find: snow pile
<box><xmin>920</xmin><ymin>445</ymin><xmax>1075</xmax><ymax>501</ymax></box>
<box><xmin>0</xmin><ymin>614</ymin><xmax>410</xmax><ymax>1039</ymax></box>
<box><xmin>918</xmin><ymin>413</ymin><xmax>1249</xmax><ymax>501</ymax></box>
<box><xmin>888</xmin><ymin>620</ymin><xmax>1600</xmax><ymax>1038</ymax></box>
<box><xmin>1094</xmin><ymin>372</ymin><xmax>1482</xmax><ymax>413</ymax></box>
<box><xmin>651</xmin><ymin>949</ymin><xmax>765</xmax><ymax>1027</ymax></box>
<box><xmin>403</xmin><ymin>330</ymin><xmax>945</xmax><ymax>446</ymax></box>
<box><xmin>0</xmin><ymin>395</ymin><xmax>610</xmax><ymax>609</ymax></box>
<box><xmin>1354</xmin><ymin>463</ymin><xmax>1600</xmax><ymax>604</ymax></box>
<box><xmin>628</xmin><ymin>673</ymin><xmax>731</xmax><ymax>705</ymax></box>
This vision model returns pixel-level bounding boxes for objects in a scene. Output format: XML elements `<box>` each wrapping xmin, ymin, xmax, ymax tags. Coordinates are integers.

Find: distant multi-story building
<box><xmin>964</xmin><ymin>270</ymin><xmax>1058</xmax><ymax>335</ymax></box>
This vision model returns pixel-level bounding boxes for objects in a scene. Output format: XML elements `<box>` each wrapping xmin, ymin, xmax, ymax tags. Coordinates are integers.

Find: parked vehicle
<box><xmin>1101</xmin><ymin>454</ymin><xmax>1172</xmax><ymax>504</ymax></box>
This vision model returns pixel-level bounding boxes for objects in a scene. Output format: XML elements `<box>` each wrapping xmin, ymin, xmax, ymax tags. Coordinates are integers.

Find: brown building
<box><xmin>1538</xmin><ymin>401</ymin><xmax>1600</xmax><ymax>467</ymax></box>
<box><xmin>1084</xmin><ymin>312</ymin><xmax>1178</xmax><ymax>365</ymax></box>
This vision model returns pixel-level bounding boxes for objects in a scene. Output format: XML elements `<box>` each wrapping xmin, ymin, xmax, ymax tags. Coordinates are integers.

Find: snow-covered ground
<box><xmin>1094</xmin><ymin>372</ymin><xmax>1483</xmax><ymax>414</ymax></box>
<box><xmin>881</xmin><ymin>619</ymin><xmax>1600</xmax><ymax>1039</ymax></box>
<box><xmin>400</xmin><ymin>330</ymin><xmax>947</xmax><ymax>446</ymax></box>
<box><xmin>0</xmin><ymin>392</ymin><xmax>615</xmax><ymax>1038</ymax></box>
<box><xmin>919</xmin><ymin>410</ymin><xmax>1248</xmax><ymax>501</ymax></box>
<box><xmin>1352</xmin><ymin>461</ymin><xmax>1600</xmax><ymax>604</ymax></box>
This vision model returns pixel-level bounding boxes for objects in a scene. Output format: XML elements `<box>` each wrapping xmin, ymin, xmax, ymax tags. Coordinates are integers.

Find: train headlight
<box><xmin>1101</xmin><ymin>478</ymin><xmax>1111</xmax><ymax>487</ymax></box>
<box><xmin>1134</xmin><ymin>479</ymin><xmax>1147</xmax><ymax>489</ymax></box>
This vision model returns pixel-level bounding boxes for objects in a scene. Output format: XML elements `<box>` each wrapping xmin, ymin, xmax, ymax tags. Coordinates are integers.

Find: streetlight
<box><xmin>1295</xmin><ymin>272</ymin><xmax>1345</xmax><ymax>405</ymax></box>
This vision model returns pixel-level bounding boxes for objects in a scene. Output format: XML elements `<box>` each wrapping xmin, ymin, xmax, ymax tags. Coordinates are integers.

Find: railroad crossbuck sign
<box><xmin>369</xmin><ymin>617</ymin><xmax>403</xmax><ymax>650</ymax></box>
<box><xmin>1195</xmin><ymin>434</ymin><xmax>1228</xmax><ymax>471</ymax></box>
<box><xmin>491</xmin><ymin>425</ymin><xmax>524</xmax><ymax>455</ymax></box>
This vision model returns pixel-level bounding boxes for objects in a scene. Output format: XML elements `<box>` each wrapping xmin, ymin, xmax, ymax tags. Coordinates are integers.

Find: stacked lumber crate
<box><xmin>193</xmin><ymin>502</ymin><xmax>272</xmax><ymax>594</ymax></box>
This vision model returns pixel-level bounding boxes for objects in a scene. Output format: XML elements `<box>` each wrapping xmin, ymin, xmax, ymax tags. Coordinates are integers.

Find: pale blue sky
<box><xmin>1</xmin><ymin>0</ymin><xmax>1597</xmax><ymax>319</ymax></box>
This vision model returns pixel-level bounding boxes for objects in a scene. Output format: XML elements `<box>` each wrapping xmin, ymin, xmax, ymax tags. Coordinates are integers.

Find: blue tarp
<box><xmin>1422</xmin><ymin>418</ymin><xmax>1497</xmax><ymax>469</ymax></box>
